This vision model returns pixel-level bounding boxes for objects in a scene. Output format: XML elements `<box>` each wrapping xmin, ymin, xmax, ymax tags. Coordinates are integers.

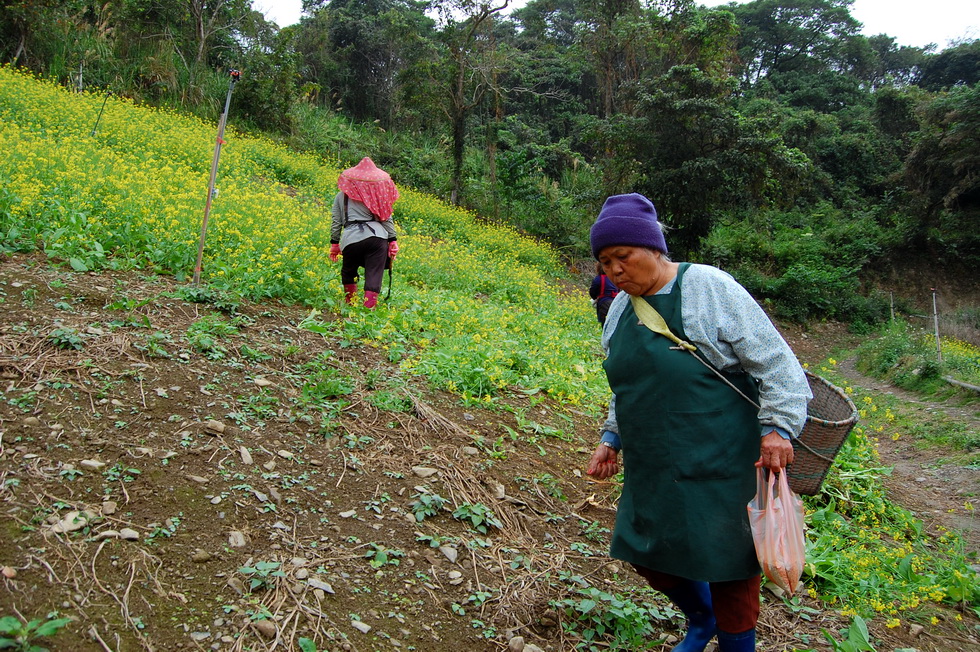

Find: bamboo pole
<box><xmin>193</xmin><ymin>69</ymin><xmax>240</xmax><ymax>285</ymax></box>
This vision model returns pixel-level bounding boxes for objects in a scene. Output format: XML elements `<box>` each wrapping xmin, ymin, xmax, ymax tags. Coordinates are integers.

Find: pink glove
<box><xmin>329</xmin><ymin>243</ymin><xmax>341</xmax><ymax>262</ymax></box>
<box><xmin>387</xmin><ymin>241</ymin><xmax>399</xmax><ymax>260</ymax></box>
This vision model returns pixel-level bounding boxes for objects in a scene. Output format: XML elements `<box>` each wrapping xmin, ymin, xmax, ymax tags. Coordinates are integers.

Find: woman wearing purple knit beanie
<box><xmin>585</xmin><ymin>193</ymin><xmax>811</xmax><ymax>652</ymax></box>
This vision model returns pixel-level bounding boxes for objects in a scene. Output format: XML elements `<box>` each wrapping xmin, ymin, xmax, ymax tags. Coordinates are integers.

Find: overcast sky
<box><xmin>258</xmin><ymin>0</ymin><xmax>978</xmax><ymax>49</ymax></box>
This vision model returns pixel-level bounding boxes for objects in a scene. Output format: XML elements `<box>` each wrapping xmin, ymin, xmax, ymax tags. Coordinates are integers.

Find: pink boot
<box><xmin>363</xmin><ymin>291</ymin><xmax>379</xmax><ymax>309</ymax></box>
<box><xmin>343</xmin><ymin>284</ymin><xmax>357</xmax><ymax>304</ymax></box>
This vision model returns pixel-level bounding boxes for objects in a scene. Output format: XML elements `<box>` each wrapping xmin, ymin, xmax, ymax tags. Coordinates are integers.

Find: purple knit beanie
<box><xmin>589</xmin><ymin>193</ymin><xmax>667</xmax><ymax>258</ymax></box>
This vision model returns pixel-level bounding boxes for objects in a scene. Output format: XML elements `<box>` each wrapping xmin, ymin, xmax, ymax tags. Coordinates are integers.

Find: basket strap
<box><xmin>631</xmin><ymin>296</ymin><xmax>835</xmax><ymax>464</ymax></box>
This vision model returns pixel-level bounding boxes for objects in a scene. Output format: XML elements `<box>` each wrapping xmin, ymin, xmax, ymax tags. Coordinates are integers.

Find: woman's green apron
<box><xmin>604</xmin><ymin>263</ymin><xmax>761</xmax><ymax>581</ymax></box>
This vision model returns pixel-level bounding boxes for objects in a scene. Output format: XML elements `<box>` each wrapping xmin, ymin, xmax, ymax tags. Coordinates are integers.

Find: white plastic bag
<box><xmin>747</xmin><ymin>468</ymin><xmax>805</xmax><ymax>596</ymax></box>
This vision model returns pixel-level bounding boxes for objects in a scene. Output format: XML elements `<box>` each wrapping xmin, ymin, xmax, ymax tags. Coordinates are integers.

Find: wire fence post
<box><xmin>931</xmin><ymin>288</ymin><xmax>942</xmax><ymax>364</ymax></box>
<box><xmin>193</xmin><ymin>69</ymin><xmax>240</xmax><ymax>286</ymax></box>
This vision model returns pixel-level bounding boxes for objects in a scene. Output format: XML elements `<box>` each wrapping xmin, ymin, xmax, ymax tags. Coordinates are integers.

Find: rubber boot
<box><xmin>717</xmin><ymin>628</ymin><xmax>755</xmax><ymax>652</ymax></box>
<box><xmin>662</xmin><ymin>581</ymin><xmax>716</xmax><ymax>652</ymax></box>
<box><xmin>363</xmin><ymin>290</ymin><xmax>379</xmax><ymax>309</ymax></box>
<box><xmin>343</xmin><ymin>284</ymin><xmax>357</xmax><ymax>305</ymax></box>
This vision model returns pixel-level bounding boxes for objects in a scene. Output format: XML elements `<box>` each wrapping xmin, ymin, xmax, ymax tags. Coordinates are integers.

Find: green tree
<box><xmin>917</xmin><ymin>39</ymin><xmax>980</xmax><ymax>90</ymax></box>
<box><xmin>902</xmin><ymin>85</ymin><xmax>980</xmax><ymax>263</ymax></box>
<box><xmin>431</xmin><ymin>0</ymin><xmax>513</xmax><ymax>205</ymax></box>
<box><xmin>730</xmin><ymin>0</ymin><xmax>861</xmax><ymax>84</ymax></box>
<box><xmin>297</xmin><ymin>0</ymin><xmax>434</xmax><ymax>127</ymax></box>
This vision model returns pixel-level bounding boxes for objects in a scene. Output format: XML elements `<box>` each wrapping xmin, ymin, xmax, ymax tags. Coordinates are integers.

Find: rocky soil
<box><xmin>0</xmin><ymin>253</ymin><xmax>977</xmax><ymax>652</ymax></box>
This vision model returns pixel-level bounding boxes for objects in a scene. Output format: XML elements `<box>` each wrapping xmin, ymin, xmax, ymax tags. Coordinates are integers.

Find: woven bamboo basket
<box><xmin>788</xmin><ymin>370</ymin><xmax>859</xmax><ymax>495</ymax></box>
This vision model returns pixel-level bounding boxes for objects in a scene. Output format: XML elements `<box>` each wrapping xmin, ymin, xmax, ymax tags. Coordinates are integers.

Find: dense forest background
<box><xmin>2</xmin><ymin>0</ymin><xmax>978</xmax><ymax>326</ymax></box>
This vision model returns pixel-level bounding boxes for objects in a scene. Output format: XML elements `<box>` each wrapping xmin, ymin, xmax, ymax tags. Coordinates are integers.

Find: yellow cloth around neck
<box><xmin>630</xmin><ymin>295</ymin><xmax>697</xmax><ymax>352</ymax></box>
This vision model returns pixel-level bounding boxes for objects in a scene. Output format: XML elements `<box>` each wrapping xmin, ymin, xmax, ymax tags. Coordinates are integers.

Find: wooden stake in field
<box><xmin>193</xmin><ymin>69</ymin><xmax>240</xmax><ymax>285</ymax></box>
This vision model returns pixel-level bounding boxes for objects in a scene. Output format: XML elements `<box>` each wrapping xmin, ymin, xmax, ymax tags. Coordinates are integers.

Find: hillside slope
<box><xmin>1</xmin><ymin>253</ymin><xmax>978</xmax><ymax>652</ymax></box>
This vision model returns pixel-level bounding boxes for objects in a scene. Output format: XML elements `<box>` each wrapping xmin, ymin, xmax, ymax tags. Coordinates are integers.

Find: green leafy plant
<box><xmin>554</xmin><ymin>586</ymin><xmax>670</xmax><ymax>651</ymax></box>
<box><xmin>822</xmin><ymin>615</ymin><xmax>876</xmax><ymax>652</ymax></box>
<box><xmin>186</xmin><ymin>315</ymin><xmax>239</xmax><ymax>359</ymax></box>
<box><xmin>452</xmin><ymin>502</ymin><xmax>502</xmax><ymax>534</ymax></box>
<box><xmin>364</xmin><ymin>542</ymin><xmax>404</xmax><ymax>568</ymax></box>
<box><xmin>409</xmin><ymin>492</ymin><xmax>447</xmax><ymax>522</ymax></box>
<box><xmin>175</xmin><ymin>285</ymin><xmax>241</xmax><ymax>314</ymax></box>
<box><xmin>238</xmin><ymin>561</ymin><xmax>286</xmax><ymax>592</ymax></box>
<box><xmin>0</xmin><ymin>613</ymin><xmax>72</xmax><ymax>651</ymax></box>
<box><xmin>297</xmin><ymin>638</ymin><xmax>317</xmax><ymax>652</ymax></box>
<box><xmin>47</xmin><ymin>327</ymin><xmax>83</xmax><ymax>350</ymax></box>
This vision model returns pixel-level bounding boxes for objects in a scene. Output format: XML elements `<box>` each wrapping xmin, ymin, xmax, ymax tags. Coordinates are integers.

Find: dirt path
<box><xmin>836</xmin><ymin>356</ymin><xmax>980</xmax><ymax>561</ymax></box>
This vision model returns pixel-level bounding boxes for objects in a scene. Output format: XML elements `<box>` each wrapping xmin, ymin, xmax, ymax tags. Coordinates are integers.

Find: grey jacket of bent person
<box><xmin>330</xmin><ymin>192</ymin><xmax>397</xmax><ymax>250</ymax></box>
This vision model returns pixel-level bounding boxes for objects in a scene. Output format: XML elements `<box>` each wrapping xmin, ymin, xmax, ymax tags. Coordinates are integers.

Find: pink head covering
<box><xmin>337</xmin><ymin>157</ymin><xmax>399</xmax><ymax>221</ymax></box>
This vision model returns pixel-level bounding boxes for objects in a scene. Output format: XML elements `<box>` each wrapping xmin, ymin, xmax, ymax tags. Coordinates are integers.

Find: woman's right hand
<box><xmin>329</xmin><ymin>244</ymin><xmax>341</xmax><ymax>262</ymax></box>
<box><xmin>586</xmin><ymin>444</ymin><xmax>619</xmax><ymax>480</ymax></box>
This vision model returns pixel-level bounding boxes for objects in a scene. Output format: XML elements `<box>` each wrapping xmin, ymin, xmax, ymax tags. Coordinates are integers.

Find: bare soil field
<box><xmin>0</xmin><ymin>253</ymin><xmax>977</xmax><ymax>651</ymax></box>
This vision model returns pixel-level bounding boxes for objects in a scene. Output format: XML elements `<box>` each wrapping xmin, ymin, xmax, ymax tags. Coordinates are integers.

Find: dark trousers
<box><xmin>632</xmin><ymin>565</ymin><xmax>761</xmax><ymax>633</ymax></box>
<box><xmin>341</xmin><ymin>237</ymin><xmax>387</xmax><ymax>293</ymax></box>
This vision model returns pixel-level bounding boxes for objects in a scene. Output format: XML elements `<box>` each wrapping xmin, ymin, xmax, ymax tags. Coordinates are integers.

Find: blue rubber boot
<box><xmin>717</xmin><ymin>628</ymin><xmax>755</xmax><ymax>652</ymax></box>
<box><xmin>663</xmin><ymin>580</ymin><xmax>716</xmax><ymax>652</ymax></box>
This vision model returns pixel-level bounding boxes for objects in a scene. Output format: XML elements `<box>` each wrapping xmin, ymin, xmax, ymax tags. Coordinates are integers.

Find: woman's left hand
<box><xmin>756</xmin><ymin>430</ymin><xmax>795</xmax><ymax>472</ymax></box>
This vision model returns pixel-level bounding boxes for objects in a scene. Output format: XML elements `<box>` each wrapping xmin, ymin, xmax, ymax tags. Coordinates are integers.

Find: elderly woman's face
<box><xmin>597</xmin><ymin>246</ymin><xmax>661</xmax><ymax>296</ymax></box>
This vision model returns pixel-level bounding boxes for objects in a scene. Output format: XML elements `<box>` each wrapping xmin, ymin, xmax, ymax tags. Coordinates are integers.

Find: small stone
<box><xmin>50</xmin><ymin>510</ymin><xmax>96</xmax><ymax>533</ymax></box>
<box><xmin>254</xmin><ymin>377</ymin><xmax>273</xmax><ymax>387</ymax></box>
<box><xmin>524</xmin><ymin>645</ymin><xmax>545</xmax><ymax>652</ymax></box>
<box><xmin>50</xmin><ymin>423</ymin><xmax>64</xmax><ymax>432</ymax></box>
<box><xmin>277</xmin><ymin>450</ymin><xmax>294</xmax><ymax>460</ymax></box>
<box><xmin>310</xmin><ymin>459</ymin><xmax>323</xmax><ymax>467</ymax></box>
<box><xmin>119</xmin><ymin>528</ymin><xmax>140</xmax><ymax>541</ymax></box>
<box><xmin>252</xmin><ymin>620</ymin><xmax>277</xmax><ymax>639</ymax></box>
<box><xmin>351</xmin><ymin>620</ymin><xmax>371</xmax><ymax>634</ymax></box>
<box><xmin>239</xmin><ymin>446</ymin><xmax>253</xmax><ymax>465</ymax></box>
<box><xmin>95</xmin><ymin>529</ymin><xmax>120</xmax><ymax>540</ymax></box>
<box><xmin>210</xmin><ymin>496</ymin><xmax>222</xmax><ymax>505</ymax></box>
<box><xmin>447</xmin><ymin>570</ymin><xmax>463</xmax><ymax>585</ymax></box>
<box><xmin>538</xmin><ymin>609</ymin><xmax>558</xmax><ymax>627</ymax></box>
<box><xmin>461</xmin><ymin>446</ymin><xmax>479</xmax><ymax>456</ymax></box>
<box><xmin>101</xmin><ymin>501</ymin><xmax>118</xmax><ymax>516</ymax></box>
<box><xmin>291</xmin><ymin>557</ymin><xmax>308</xmax><ymax>567</ymax></box>
<box><xmin>1</xmin><ymin>566</ymin><xmax>16</xmax><ymax>579</ymax></box>
<box><xmin>228</xmin><ymin>531</ymin><xmax>247</xmax><ymax>548</ymax></box>
<box><xmin>80</xmin><ymin>459</ymin><xmax>106</xmax><ymax>471</ymax></box>
<box><xmin>226</xmin><ymin>577</ymin><xmax>246</xmax><ymax>595</ymax></box>
<box><xmin>192</xmin><ymin>549</ymin><xmax>213</xmax><ymax>563</ymax></box>
<box><xmin>909</xmin><ymin>623</ymin><xmax>925</xmax><ymax>637</ymax></box>
<box><xmin>412</xmin><ymin>466</ymin><xmax>438</xmax><ymax>478</ymax></box>
<box><xmin>190</xmin><ymin>632</ymin><xmax>211</xmax><ymax>642</ymax></box>
<box><xmin>463</xmin><ymin>413</ymin><xmax>475</xmax><ymax>421</ymax></box>
<box><xmin>295</xmin><ymin>568</ymin><xmax>309</xmax><ymax>580</ymax></box>
<box><xmin>23</xmin><ymin>417</ymin><xmax>41</xmax><ymax>427</ymax></box>
<box><xmin>263</xmin><ymin>461</ymin><xmax>276</xmax><ymax>472</ymax></box>
<box><xmin>206</xmin><ymin>420</ymin><xmax>226</xmax><ymax>434</ymax></box>
<box><xmin>187</xmin><ymin>475</ymin><xmax>208</xmax><ymax>484</ymax></box>
<box><xmin>439</xmin><ymin>546</ymin><xmax>458</xmax><ymax>563</ymax></box>
<box><xmin>308</xmin><ymin>578</ymin><xmax>335</xmax><ymax>594</ymax></box>
<box><xmin>339</xmin><ymin>510</ymin><xmax>357</xmax><ymax>519</ymax></box>
<box><xmin>508</xmin><ymin>636</ymin><xmax>525</xmax><ymax>652</ymax></box>
<box><xmin>110</xmin><ymin>399</ymin><xmax>124</xmax><ymax>407</ymax></box>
